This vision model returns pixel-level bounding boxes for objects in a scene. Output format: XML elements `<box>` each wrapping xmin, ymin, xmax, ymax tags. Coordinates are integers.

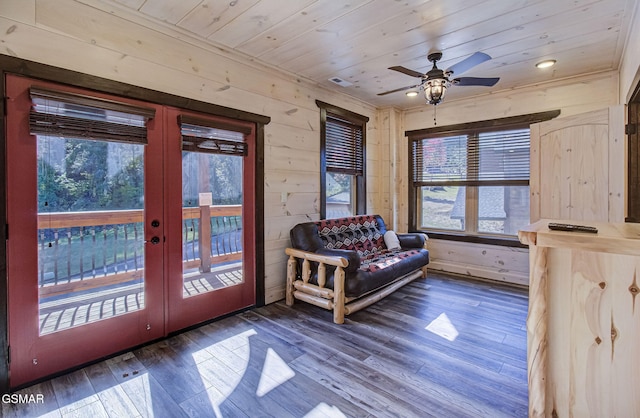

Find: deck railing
<box><xmin>37</xmin><ymin>205</ymin><xmax>242</xmax><ymax>297</ymax></box>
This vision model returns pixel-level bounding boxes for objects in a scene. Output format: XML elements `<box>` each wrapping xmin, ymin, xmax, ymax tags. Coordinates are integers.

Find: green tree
<box><xmin>38</xmin><ymin>159</ymin><xmax>67</xmax><ymax>212</ymax></box>
<box><xmin>109</xmin><ymin>155</ymin><xmax>144</xmax><ymax>209</ymax></box>
<box><xmin>58</xmin><ymin>140</ymin><xmax>110</xmax><ymax>210</ymax></box>
<box><xmin>209</xmin><ymin>154</ymin><xmax>242</xmax><ymax>205</ymax></box>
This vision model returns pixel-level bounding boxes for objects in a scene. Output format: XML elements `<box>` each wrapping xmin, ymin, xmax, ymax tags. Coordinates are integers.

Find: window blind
<box><xmin>179</xmin><ymin>115</ymin><xmax>247</xmax><ymax>156</ymax></box>
<box><xmin>326</xmin><ymin>115</ymin><xmax>364</xmax><ymax>175</ymax></box>
<box><xmin>412</xmin><ymin>129</ymin><xmax>530</xmax><ymax>186</ymax></box>
<box><xmin>29</xmin><ymin>87</ymin><xmax>154</xmax><ymax>144</ymax></box>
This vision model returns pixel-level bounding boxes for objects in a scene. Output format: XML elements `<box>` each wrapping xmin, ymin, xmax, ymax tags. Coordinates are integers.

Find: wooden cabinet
<box><xmin>530</xmin><ymin>107</ymin><xmax>625</xmax><ymax>223</ymax></box>
<box><xmin>519</xmin><ymin>220</ymin><xmax>640</xmax><ymax>417</ymax></box>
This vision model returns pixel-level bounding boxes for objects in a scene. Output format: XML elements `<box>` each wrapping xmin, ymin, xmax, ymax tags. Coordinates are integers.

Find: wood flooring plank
<box><xmin>381</xmin><ymin>292</ymin><xmax>527</xmax><ymax>341</ymax></box>
<box><xmin>104</xmin><ymin>352</ymin><xmax>148</xmax><ymax>383</ymax></box>
<box><xmin>414</xmin><ymin>362</ymin><xmax>528</xmax><ymax>417</ymax></box>
<box><xmin>49</xmin><ymin>369</ymin><xmax>99</xmax><ymax>416</ymax></box>
<box><xmin>105</xmin><ymin>351</ymin><xmax>188</xmax><ymax>417</ymax></box>
<box><xmin>165</xmin><ymin>332</ymin><xmax>215</xmax><ymax>365</ymax></box>
<box><xmin>116</xmin><ymin>370</ymin><xmax>189</xmax><ymax>418</ymax></box>
<box><xmin>215</xmin><ymin>361</ymin><xmax>299</xmax><ymax>418</ymax></box>
<box><xmin>382</xmin><ymin>332</ymin><xmax>528</xmax><ymax>412</ymax></box>
<box><xmin>290</xmin><ymin>353</ymin><xmax>437</xmax><ymax>418</ymax></box>
<box><xmin>288</xmin><ymin>305</ymin><xmax>427</xmax><ymax>373</ymax></box>
<box><xmin>364</xmin><ymin>303</ymin><xmax>527</xmax><ymax>369</ymax></box>
<box><xmin>329</xmin><ymin>350</ymin><xmax>478</xmax><ymax>418</ymax></box>
<box><xmin>263</xmin><ymin>364</ymin><xmax>371</xmax><ymax>418</ymax></box>
<box><xmin>179</xmin><ymin>386</ymin><xmax>249</xmax><ymax>418</ymax></box>
<box><xmin>84</xmin><ymin>362</ymin><xmax>141</xmax><ymax>418</ymax></box>
<box><xmin>62</xmin><ymin>399</ymin><xmax>109</xmax><ymax>418</ymax></box>
<box><xmin>499</xmin><ymin>362</ymin><xmax>528</xmax><ymax>382</ymax></box>
<box><xmin>238</xmin><ymin>310</ymin><xmax>335</xmax><ymax>362</ymax></box>
<box><xmin>251</xmin><ymin>304</ymin><xmax>373</xmax><ymax>361</ymax></box>
<box><xmin>133</xmin><ymin>341</ymin><xmax>212</xmax><ymax>404</ymax></box>
<box><xmin>362</xmin><ymin>354</ymin><xmax>509</xmax><ymax>418</ymax></box>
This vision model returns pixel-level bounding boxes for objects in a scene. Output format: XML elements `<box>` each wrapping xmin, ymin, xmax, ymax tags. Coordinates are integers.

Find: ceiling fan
<box><xmin>379</xmin><ymin>51</ymin><xmax>500</xmax><ymax>105</ymax></box>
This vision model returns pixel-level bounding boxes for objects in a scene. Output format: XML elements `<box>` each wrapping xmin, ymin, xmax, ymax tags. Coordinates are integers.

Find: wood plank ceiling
<box><xmin>104</xmin><ymin>0</ymin><xmax>635</xmax><ymax>109</ymax></box>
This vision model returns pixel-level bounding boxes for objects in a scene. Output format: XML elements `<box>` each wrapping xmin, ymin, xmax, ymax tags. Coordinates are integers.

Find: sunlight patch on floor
<box><xmin>304</xmin><ymin>402</ymin><xmax>347</xmax><ymax>417</ymax></box>
<box><xmin>425</xmin><ymin>312</ymin><xmax>459</xmax><ymax>341</ymax></box>
<box><xmin>256</xmin><ymin>348</ymin><xmax>295</xmax><ymax>397</ymax></box>
<box><xmin>193</xmin><ymin>329</ymin><xmax>256</xmax><ymax>407</ymax></box>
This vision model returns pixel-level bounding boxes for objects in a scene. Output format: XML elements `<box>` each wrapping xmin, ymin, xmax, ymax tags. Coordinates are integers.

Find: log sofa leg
<box><xmin>285</xmin><ymin>255</ymin><xmax>296</xmax><ymax>306</ymax></box>
<box><xmin>333</xmin><ymin>267</ymin><xmax>345</xmax><ymax>324</ymax></box>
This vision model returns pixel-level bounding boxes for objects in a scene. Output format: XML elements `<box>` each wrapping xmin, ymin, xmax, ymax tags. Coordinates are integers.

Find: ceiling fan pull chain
<box><xmin>433</xmin><ymin>105</ymin><xmax>437</xmax><ymax>126</ymax></box>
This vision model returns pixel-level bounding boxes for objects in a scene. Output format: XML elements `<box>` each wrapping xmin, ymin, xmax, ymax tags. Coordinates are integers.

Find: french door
<box><xmin>5</xmin><ymin>75</ymin><xmax>256</xmax><ymax>387</ymax></box>
<box><xmin>164</xmin><ymin>108</ymin><xmax>257</xmax><ymax>332</ymax></box>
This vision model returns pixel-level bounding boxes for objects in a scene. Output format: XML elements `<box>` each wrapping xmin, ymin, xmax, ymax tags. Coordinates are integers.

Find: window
<box><xmin>317</xmin><ymin>101</ymin><xmax>368</xmax><ymax>219</ymax></box>
<box><xmin>408</xmin><ymin>111</ymin><xmax>560</xmax><ymax>241</ymax></box>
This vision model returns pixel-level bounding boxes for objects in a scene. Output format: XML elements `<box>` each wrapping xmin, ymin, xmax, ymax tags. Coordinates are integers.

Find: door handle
<box><xmin>146</xmin><ymin>236</ymin><xmax>161</xmax><ymax>245</ymax></box>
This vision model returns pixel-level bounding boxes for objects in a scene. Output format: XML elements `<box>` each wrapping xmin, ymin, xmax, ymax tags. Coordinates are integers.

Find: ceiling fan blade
<box><xmin>453</xmin><ymin>77</ymin><xmax>500</xmax><ymax>87</ymax></box>
<box><xmin>446</xmin><ymin>52</ymin><xmax>491</xmax><ymax>76</ymax></box>
<box><xmin>377</xmin><ymin>84</ymin><xmax>421</xmax><ymax>96</ymax></box>
<box><xmin>388</xmin><ymin>66</ymin><xmax>424</xmax><ymax>78</ymax></box>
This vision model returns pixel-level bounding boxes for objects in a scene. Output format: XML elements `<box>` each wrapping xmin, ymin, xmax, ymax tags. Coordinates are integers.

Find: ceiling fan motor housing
<box><xmin>427</xmin><ymin>52</ymin><xmax>443</xmax><ymax>63</ymax></box>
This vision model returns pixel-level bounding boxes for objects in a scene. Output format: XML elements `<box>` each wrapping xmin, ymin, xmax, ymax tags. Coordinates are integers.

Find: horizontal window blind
<box><xmin>29</xmin><ymin>87</ymin><xmax>154</xmax><ymax>144</ymax></box>
<box><xmin>412</xmin><ymin>129</ymin><xmax>530</xmax><ymax>186</ymax></box>
<box><xmin>412</xmin><ymin>135</ymin><xmax>467</xmax><ymax>183</ymax></box>
<box><xmin>476</xmin><ymin>130</ymin><xmax>530</xmax><ymax>181</ymax></box>
<box><xmin>179</xmin><ymin>115</ymin><xmax>247</xmax><ymax>156</ymax></box>
<box><xmin>326</xmin><ymin>115</ymin><xmax>364</xmax><ymax>175</ymax></box>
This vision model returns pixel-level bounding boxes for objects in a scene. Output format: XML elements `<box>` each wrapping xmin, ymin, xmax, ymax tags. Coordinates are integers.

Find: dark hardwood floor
<box><xmin>2</xmin><ymin>272</ymin><xmax>529</xmax><ymax>417</ymax></box>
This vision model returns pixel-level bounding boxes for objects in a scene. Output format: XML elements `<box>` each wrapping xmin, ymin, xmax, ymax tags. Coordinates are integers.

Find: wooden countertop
<box><xmin>518</xmin><ymin>219</ymin><xmax>640</xmax><ymax>256</ymax></box>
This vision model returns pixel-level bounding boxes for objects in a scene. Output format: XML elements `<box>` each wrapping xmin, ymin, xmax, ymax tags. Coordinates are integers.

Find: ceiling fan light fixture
<box><xmin>535</xmin><ymin>59</ymin><xmax>556</xmax><ymax>69</ymax></box>
<box><xmin>424</xmin><ymin>78</ymin><xmax>449</xmax><ymax>105</ymax></box>
<box><xmin>406</xmin><ymin>90</ymin><xmax>419</xmax><ymax>97</ymax></box>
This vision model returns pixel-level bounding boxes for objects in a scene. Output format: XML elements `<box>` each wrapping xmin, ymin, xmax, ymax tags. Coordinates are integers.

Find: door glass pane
<box><xmin>419</xmin><ymin>186</ymin><xmax>465</xmax><ymax>231</ymax></box>
<box><xmin>326</xmin><ymin>172</ymin><xmax>355</xmax><ymax>218</ymax></box>
<box><xmin>182</xmin><ymin>150</ymin><xmax>244</xmax><ymax>297</ymax></box>
<box><xmin>37</xmin><ymin>136</ymin><xmax>145</xmax><ymax>335</ymax></box>
<box><xmin>477</xmin><ymin>186</ymin><xmax>530</xmax><ymax>235</ymax></box>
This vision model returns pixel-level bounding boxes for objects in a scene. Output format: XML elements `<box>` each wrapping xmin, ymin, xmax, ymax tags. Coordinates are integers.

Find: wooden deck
<box><xmin>7</xmin><ymin>272</ymin><xmax>529</xmax><ymax>417</ymax></box>
<box><xmin>39</xmin><ymin>262</ymin><xmax>244</xmax><ymax>335</ymax></box>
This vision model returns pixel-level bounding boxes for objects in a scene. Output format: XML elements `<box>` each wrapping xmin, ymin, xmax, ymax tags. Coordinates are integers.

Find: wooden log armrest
<box><xmin>284</xmin><ymin>247</ymin><xmax>349</xmax><ymax>268</ymax></box>
<box><xmin>285</xmin><ymin>247</ymin><xmax>351</xmax><ymax>323</ymax></box>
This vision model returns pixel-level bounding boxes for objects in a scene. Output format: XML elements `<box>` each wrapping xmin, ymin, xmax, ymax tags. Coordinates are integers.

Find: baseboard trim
<box><xmin>427</xmin><ymin>260</ymin><xmax>529</xmax><ymax>286</ymax></box>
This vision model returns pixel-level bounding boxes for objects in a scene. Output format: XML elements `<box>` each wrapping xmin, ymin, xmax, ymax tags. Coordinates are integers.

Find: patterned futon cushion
<box><xmin>360</xmin><ymin>249</ymin><xmax>422</xmax><ymax>272</ymax></box>
<box><xmin>315</xmin><ymin>215</ymin><xmax>385</xmax><ymax>257</ymax></box>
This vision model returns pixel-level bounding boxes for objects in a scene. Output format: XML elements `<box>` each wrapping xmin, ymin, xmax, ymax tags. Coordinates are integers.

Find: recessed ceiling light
<box><xmin>406</xmin><ymin>91</ymin><xmax>419</xmax><ymax>97</ymax></box>
<box><xmin>536</xmin><ymin>59</ymin><xmax>556</xmax><ymax>69</ymax></box>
